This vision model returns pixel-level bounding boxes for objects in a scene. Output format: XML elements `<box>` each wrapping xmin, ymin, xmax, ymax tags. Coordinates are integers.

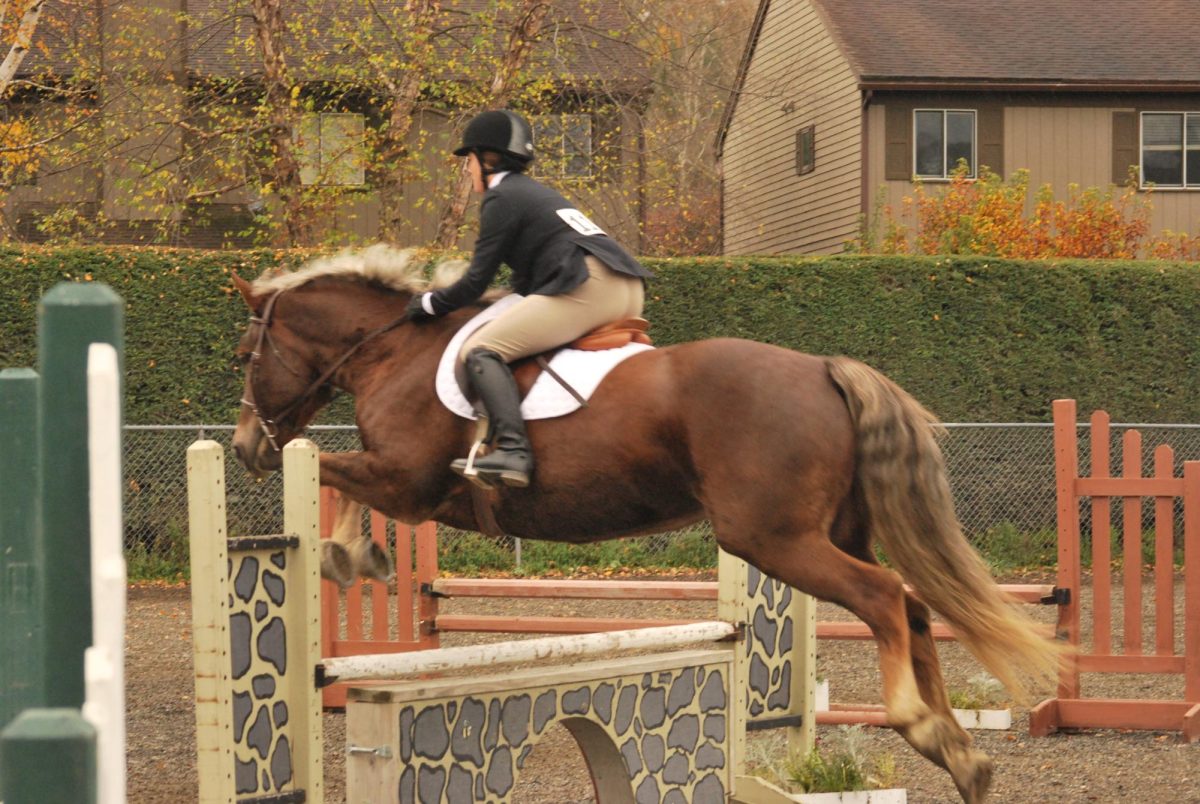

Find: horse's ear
<box><xmin>231</xmin><ymin>272</ymin><xmax>259</xmax><ymax>310</ymax></box>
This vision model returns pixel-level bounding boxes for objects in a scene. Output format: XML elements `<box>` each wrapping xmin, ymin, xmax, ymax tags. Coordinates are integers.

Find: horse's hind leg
<box><xmin>741</xmin><ymin>536</ymin><xmax>991</xmax><ymax>803</ymax></box>
<box><xmin>903</xmin><ymin>592</ymin><xmax>993</xmax><ymax>803</ymax></box>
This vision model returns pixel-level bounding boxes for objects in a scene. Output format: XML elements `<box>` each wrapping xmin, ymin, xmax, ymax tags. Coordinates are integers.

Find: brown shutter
<box><xmin>1112</xmin><ymin>110</ymin><xmax>1138</xmax><ymax>185</ymax></box>
<box><xmin>884</xmin><ymin>103</ymin><xmax>912</xmax><ymax>180</ymax></box>
<box><xmin>977</xmin><ymin>105</ymin><xmax>1004</xmax><ymax>177</ymax></box>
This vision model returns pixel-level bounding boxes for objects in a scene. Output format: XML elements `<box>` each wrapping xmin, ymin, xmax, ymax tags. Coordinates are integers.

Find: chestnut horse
<box><xmin>229</xmin><ymin>248</ymin><xmax>1059</xmax><ymax>803</ymax></box>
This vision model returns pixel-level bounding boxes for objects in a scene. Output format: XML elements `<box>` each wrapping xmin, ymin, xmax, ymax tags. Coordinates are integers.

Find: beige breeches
<box><xmin>460</xmin><ymin>256</ymin><xmax>645</xmax><ymax>363</ymax></box>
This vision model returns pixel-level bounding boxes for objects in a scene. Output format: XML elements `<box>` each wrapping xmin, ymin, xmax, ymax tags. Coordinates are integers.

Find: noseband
<box><xmin>241</xmin><ymin>289</ymin><xmax>414</xmax><ymax>452</ymax></box>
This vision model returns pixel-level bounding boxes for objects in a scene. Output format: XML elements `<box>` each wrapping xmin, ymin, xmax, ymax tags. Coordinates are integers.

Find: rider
<box><xmin>406</xmin><ymin>109</ymin><xmax>652</xmax><ymax>488</ymax></box>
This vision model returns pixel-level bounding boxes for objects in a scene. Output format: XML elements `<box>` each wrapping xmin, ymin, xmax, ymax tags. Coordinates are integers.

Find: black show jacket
<box><xmin>428</xmin><ymin>173</ymin><xmax>652</xmax><ymax>316</ymax></box>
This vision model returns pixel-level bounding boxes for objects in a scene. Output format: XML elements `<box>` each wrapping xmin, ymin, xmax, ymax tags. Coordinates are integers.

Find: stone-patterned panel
<box><xmin>745</xmin><ymin>565</ymin><xmax>795</xmax><ymax>721</ymax></box>
<box><xmin>226</xmin><ymin>548</ymin><xmax>296</xmax><ymax>798</ymax></box>
<box><xmin>391</xmin><ymin>662</ymin><xmax>731</xmax><ymax>803</ymax></box>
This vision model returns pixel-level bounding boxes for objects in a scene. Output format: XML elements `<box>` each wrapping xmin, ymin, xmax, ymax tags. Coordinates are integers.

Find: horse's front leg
<box><xmin>317</xmin><ymin>451</ymin><xmax>396</xmax><ymax>585</ymax></box>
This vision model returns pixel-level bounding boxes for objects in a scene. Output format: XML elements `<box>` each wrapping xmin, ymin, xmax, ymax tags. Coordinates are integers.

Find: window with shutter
<box><xmin>914</xmin><ymin>109</ymin><xmax>976</xmax><ymax>179</ymax></box>
<box><xmin>1140</xmin><ymin>112</ymin><xmax>1200</xmax><ymax>189</ymax></box>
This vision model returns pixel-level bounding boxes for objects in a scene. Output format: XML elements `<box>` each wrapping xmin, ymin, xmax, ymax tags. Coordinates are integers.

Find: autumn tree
<box><xmin>613</xmin><ymin>0</ymin><xmax>756</xmax><ymax>255</ymax></box>
<box><xmin>1</xmin><ymin>0</ymin><xmax>751</xmax><ymax>252</ymax></box>
<box><xmin>433</xmin><ymin>0</ymin><xmax>550</xmax><ymax>247</ymax></box>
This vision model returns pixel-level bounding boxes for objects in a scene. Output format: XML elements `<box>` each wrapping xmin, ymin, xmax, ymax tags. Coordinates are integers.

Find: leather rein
<box><xmin>241</xmin><ymin>289</ymin><xmax>412</xmax><ymax>452</ymax></box>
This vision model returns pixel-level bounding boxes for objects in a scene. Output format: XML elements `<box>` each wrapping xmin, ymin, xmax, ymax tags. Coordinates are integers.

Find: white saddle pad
<box><xmin>435</xmin><ymin>294</ymin><xmax>654</xmax><ymax>421</ymax></box>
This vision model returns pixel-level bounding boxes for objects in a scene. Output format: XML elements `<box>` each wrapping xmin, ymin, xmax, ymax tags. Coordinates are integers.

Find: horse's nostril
<box><xmin>232</xmin><ymin>442</ymin><xmax>245</xmax><ymax>464</ymax></box>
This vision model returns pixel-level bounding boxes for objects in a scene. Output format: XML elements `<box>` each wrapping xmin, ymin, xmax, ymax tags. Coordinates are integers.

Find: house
<box><xmin>716</xmin><ymin>0</ymin><xmax>1200</xmax><ymax>255</ymax></box>
<box><xmin>5</xmin><ymin>0</ymin><xmax>649</xmax><ymax>248</ymax></box>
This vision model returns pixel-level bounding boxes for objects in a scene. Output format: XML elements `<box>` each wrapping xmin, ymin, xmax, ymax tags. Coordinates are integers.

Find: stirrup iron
<box><xmin>456</xmin><ymin>433</ymin><xmax>496</xmax><ymax>490</ymax></box>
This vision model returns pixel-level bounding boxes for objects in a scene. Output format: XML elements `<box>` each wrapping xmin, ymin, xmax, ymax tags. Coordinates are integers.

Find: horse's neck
<box><xmin>300</xmin><ymin>285</ymin><xmax>455</xmax><ymax>396</ymax></box>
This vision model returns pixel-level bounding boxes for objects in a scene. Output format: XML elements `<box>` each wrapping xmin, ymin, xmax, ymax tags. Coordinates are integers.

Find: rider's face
<box><xmin>467</xmin><ymin>153</ymin><xmax>486</xmax><ymax>194</ymax></box>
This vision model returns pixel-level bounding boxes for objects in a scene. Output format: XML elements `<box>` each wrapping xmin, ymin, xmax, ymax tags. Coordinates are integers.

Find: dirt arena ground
<box><xmin>126</xmin><ymin>574</ymin><xmax>1199</xmax><ymax>803</ymax></box>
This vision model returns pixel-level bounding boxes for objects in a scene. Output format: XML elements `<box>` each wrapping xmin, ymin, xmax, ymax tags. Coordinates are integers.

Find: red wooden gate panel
<box><xmin>318</xmin><ymin>488</ymin><xmax>439</xmax><ymax>708</ymax></box>
<box><xmin>1031</xmin><ymin>399</ymin><xmax>1200</xmax><ymax>740</ymax></box>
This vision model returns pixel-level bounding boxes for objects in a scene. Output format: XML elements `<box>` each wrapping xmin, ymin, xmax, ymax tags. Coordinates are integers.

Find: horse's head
<box><xmin>227</xmin><ymin>246</ymin><xmax>473</xmax><ymax>476</ymax></box>
<box><xmin>230</xmin><ymin>272</ymin><xmax>338</xmax><ymax>476</ymax></box>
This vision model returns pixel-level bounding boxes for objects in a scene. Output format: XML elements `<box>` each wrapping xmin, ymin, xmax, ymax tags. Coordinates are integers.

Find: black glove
<box><xmin>406</xmin><ymin>293</ymin><xmax>437</xmax><ymax>322</ymax></box>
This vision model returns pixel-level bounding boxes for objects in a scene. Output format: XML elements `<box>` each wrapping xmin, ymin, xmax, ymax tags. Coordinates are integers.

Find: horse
<box><xmin>228</xmin><ymin>246</ymin><xmax>1061</xmax><ymax>803</ymax></box>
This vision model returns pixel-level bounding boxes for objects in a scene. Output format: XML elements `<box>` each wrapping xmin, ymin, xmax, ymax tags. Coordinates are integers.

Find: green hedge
<box><xmin>2</xmin><ymin>246</ymin><xmax>1198</xmax><ymax>423</ymax></box>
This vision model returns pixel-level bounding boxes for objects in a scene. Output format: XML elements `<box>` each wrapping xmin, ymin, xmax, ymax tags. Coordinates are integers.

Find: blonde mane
<box><xmin>251</xmin><ymin>244</ymin><xmax>469</xmax><ymax>296</ymax></box>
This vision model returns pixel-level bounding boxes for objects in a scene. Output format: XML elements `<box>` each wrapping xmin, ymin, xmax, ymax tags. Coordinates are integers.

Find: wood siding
<box><xmin>867</xmin><ymin>96</ymin><xmax>1200</xmax><ymax>244</ymax></box>
<box><xmin>722</xmin><ymin>0</ymin><xmax>862</xmax><ymax>255</ymax></box>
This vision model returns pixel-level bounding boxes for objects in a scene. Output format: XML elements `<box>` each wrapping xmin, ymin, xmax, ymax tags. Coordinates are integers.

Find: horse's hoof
<box><xmin>951</xmin><ymin>749</ymin><xmax>993</xmax><ymax>803</ymax></box>
<box><xmin>349</xmin><ymin>537</ymin><xmax>394</xmax><ymax>583</ymax></box>
<box><xmin>320</xmin><ymin>541</ymin><xmax>355</xmax><ymax>589</ymax></box>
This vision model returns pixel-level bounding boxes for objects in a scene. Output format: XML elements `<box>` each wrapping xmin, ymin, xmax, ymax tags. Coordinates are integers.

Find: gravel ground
<box><xmin>126</xmin><ymin>574</ymin><xmax>1200</xmax><ymax>803</ymax></box>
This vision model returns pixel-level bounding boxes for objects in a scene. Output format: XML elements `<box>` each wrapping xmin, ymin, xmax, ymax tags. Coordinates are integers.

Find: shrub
<box><xmin>4</xmin><ymin>247</ymin><xmax>1200</xmax><ymax>424</ymax></box>
<box><xmin>858</xmin><ymin>163</ymin><xmax>1173</xmax><ymax>260</ymax></box>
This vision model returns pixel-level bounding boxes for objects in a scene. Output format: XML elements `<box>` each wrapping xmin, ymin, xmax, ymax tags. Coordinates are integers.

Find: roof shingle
<box><xmin>814</xmin><ymin>0</ymin><xmax>1200</xmax><ymax>85</ymax></box>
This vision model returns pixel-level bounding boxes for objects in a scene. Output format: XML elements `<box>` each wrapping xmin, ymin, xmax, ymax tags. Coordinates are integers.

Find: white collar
<box><xmin>487</xmin><ymin>171</ymin><xmax>510</xmax><ymax>189</ymax></box>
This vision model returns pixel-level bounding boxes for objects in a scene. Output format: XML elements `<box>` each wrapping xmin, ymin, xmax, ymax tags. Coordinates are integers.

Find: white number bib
<box><xmin>556</xmin><ymin>208</ymin><xmax>605</xmax><ymax>236</ymax></box>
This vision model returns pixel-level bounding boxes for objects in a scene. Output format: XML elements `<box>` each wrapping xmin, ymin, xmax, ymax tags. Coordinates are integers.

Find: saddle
<box><xmin>510</xmin><ymin>318</ymin><xmax>652</xmax><ymax>396</ymax></box>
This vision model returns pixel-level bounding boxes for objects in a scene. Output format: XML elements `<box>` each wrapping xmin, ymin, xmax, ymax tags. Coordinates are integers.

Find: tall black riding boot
<box><xmin>451</xmin><ymin>348</ymin><xmax>533</xmax><ymax>487</ymax></box>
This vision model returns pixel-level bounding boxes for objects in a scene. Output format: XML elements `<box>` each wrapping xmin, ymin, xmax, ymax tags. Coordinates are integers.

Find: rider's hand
<box><xmin>406</xmin><ymin>293</ymin><xmax>437</xmax><ymax>322</ymax></box>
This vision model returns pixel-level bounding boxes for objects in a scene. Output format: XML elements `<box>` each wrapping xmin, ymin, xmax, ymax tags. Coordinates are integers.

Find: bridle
<box><xmin>240</xmin><ymin>289</ymin><xmax>414</xmax><ymax>452</ymax></box>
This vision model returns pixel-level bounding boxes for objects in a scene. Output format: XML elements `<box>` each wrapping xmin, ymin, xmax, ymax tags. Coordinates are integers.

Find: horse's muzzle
<box><xmin>232</xmin><ymin>428</ymin><xmax>282</xmax><ymax>477</ymax></box>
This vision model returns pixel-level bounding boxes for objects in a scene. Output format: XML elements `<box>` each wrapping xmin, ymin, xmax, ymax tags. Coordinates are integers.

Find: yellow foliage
<box><xmin>0</xmin><ymin>118</ymin><xmax>44</xmax><ymax>180</ymax></box>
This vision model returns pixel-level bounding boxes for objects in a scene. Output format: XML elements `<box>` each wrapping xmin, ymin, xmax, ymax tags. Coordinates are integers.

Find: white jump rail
<box><xmin>317</xmin><ymin>620</ymin><xmax>739</xmax><ymax>685</ymax></box>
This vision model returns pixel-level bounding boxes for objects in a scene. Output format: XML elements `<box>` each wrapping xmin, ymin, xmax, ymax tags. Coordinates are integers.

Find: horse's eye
<box><xmin>237</xmin><ymin>352</ymin><xmax>251</xmax><ymax>366</ymax></box>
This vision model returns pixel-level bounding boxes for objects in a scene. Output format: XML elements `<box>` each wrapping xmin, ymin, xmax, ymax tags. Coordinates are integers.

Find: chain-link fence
<box><xmin>123</xmin><ymin>422</ymin><xmax>1200</xmax><ymax>571</ymax></box>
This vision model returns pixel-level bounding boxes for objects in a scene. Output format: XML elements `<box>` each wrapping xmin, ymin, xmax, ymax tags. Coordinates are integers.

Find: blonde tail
<box><xmin>826</xmin><ymin>356</ymin><xmax>1064</xmax><ymax>702</ymax></box>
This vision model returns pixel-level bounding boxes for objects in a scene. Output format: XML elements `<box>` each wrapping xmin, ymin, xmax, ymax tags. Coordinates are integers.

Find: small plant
<box><xmin>785</xmin><ymin>727</ymin><xmax>896</xmax><ymax>794</ymax></box>
<box><xmin>746</xmin><ymin>727</ymin><xmax>896</xmax><ymax>795</ymax></box>
<box><xmin>947</xmin><ymin>673</ymin><xmax>1007</xmax><ymax>710</ymax></box>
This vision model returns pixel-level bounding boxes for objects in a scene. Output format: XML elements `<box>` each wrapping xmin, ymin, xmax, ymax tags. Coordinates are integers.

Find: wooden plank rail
<box><xmin>432</xmin><ymin>615</ymin><xmax>1058</xmax><ymax>643</ymax></box>
<box><xmin>431</xmin><ymin>578</ymin><xmax>719</xmax><ymax>600</ymax></box>
<box><xmin>432</xmin><ymin>577</ymin><xmax>1053</xmax><ymax>605</ymax></box>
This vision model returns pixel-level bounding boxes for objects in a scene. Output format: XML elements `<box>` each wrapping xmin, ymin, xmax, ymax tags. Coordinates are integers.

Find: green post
<box><xmin>0</xmin><ymin>369</ymin><xmax>42</xmax><ymax>732</ymax></box>
<box><xmin>37</xmin><ymin>283</ymin><xmax>123</xmax><ymax>708</ymax></box>
<box><xmin>0</xmin><ymin>708</ymin><xmax>97</xmax><ymax>804</ymax></box>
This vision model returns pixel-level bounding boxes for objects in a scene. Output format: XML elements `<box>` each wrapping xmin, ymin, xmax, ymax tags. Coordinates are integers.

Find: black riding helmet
<box><xmin>454</xmin><ymin>110</ymin><xmax>535</xmax><ymax>164</ymax></box>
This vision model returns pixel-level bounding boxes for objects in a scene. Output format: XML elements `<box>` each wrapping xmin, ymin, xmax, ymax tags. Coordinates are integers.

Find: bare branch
<box><xmin>186</xmin><ymin>179</ymin><xmax>249</xmax><ymax>202</ymax></box>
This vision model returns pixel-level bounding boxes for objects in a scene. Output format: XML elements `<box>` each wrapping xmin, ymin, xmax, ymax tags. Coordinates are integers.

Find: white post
<box><xmin>282</xmin><ymin>440</ymin><xmax>325</xmax><ymax>804</ymax></box>
<box><xmin>188</xmin><ymin>440</ymin><xmax>236</xmax><ymax>804</ymax></box>
<box><xmin>83</xmin><ymin>343</ymin><xmax>127</xmax><ymax>804</ymax></box>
